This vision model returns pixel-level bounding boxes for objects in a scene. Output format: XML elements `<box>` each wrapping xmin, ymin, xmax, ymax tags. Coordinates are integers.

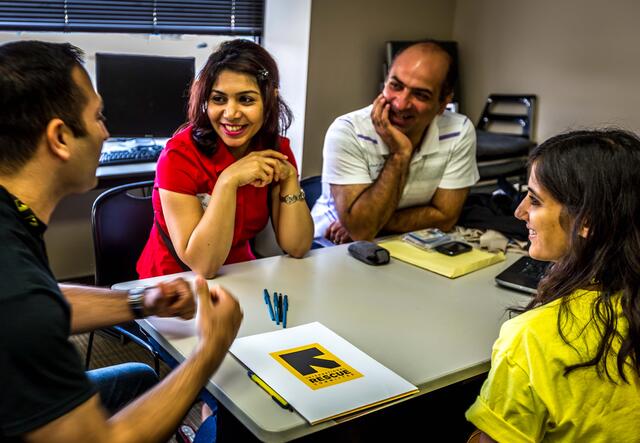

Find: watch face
<box><xmin>281</xmin><ymin>190</ymin><xmax>305</xmax><ymax>204</ymax></box>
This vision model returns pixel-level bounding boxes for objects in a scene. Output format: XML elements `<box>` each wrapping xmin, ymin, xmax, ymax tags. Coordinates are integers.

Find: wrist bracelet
<box><xmin>279</xmin><ymin>189</ymin><xmax>306</xmax><ymax>205</ymax></box>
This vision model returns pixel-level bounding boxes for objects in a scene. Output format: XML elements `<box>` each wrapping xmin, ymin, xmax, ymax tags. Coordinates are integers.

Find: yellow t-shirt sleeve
<box><xmin>466</xmin><ymin>345</ymin><xmax>548</xmax><ymax>443</ymax></box>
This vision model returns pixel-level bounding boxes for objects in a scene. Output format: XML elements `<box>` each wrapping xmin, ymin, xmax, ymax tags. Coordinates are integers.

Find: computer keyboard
<box><xmin>99</xmin><ymin>144</ymin><xmax>162</xmax><ymax>166</ymax></box>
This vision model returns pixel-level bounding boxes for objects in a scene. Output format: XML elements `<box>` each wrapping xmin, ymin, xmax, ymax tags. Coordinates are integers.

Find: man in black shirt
<box><xmin>0</xmin><ymin>41</ymin><xmax>243</xmax><ymax>442</ymax></box>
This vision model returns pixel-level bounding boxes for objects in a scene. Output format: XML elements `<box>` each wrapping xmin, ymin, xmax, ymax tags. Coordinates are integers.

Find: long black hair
<box><xmin>186</xmin><ymin>39</ymin><xmax>292</xmax><ymax>155</ymax></box>
<box><xmin>522</xmin><ymin>129</ymin><xmax>640</xmax><ymax>382</ymax></box>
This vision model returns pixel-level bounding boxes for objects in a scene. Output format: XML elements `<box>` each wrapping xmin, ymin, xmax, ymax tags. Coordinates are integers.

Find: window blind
<box><xmin>0</xmin><ymin>0</ymin><xmax>263</xmax><ymax>35</ymax></box>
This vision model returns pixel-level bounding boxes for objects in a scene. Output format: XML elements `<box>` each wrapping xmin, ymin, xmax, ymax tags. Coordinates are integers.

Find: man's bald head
<box><xmin>391</xmin><ymin>41</ymin><xmax>456</xmax><ymax>102</ymax></box>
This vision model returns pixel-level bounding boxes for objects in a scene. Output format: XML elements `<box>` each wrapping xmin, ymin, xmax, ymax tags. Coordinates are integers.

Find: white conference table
<box><xmin>114</xmin><ymin>244</ymin><xmax>528</xmax><ymax>442</ymax></box>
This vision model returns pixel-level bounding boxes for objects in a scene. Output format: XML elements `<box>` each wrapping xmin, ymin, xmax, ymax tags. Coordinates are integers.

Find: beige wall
<box><xmin>302</xmin><ymin>0</ymin><xmax>456</xmax><ymax>177</ymax></box>
<box><xmin>453</xmin><ymin>0</ymin><xmax>640</xmax><ymax>143</ymax></box>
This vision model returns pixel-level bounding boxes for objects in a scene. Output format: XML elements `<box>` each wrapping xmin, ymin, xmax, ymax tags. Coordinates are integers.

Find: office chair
<box><xmin>252</xmin><ymin>175</ymin><xmax>325</xmax><ymax>256</ymax></box>
<box><xmin>475</xmin><ymin>94</ymin><xmax>537</xmax><ymax>195</ymax></box>
<box><xmin>300</xmin><ymin>175</ymin><xmax>322</xmax><ymax>210</ymax></box>
<box><xmin>300</xmin><ymin>175</ymin><xmax>336</xmax><ymax>249</ymax></box>
<box><xmin>86</xmin><ymin>180</ymin><xmax>161</xmax><ymax>374</ymax></box>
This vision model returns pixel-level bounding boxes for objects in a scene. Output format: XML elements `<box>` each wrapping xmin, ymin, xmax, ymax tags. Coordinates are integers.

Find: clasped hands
<box><xmin>325</xmin><ymin>219</ymin><xmax>352</xmax><ymax>245</ymax></box>
<box><xmin>222</xmin><ymin>150</ymin><xmax>296</xmax><ymax>188</ymax></box>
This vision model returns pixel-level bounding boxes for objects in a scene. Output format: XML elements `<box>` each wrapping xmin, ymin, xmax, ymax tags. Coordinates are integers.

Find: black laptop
<box><xmin>495</xmin><ymin>256</ymin><xmax>550</xmax><ymax>294</ymax></box>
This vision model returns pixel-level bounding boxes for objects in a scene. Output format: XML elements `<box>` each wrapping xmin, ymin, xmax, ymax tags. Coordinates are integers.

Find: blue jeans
<box><xmin>86</xmin><ymin>362</ymin><xmax>158</xmax><ymax>415</ymax></box>
<box><xmin>193</xmin><ymin>415</ymin><xmax>217</xmax><ymax>443</ymax></box>
<box><xmin>87</xmin><ymin>362</ymin><xmax>217</xmax><ymax>442</ymax></box>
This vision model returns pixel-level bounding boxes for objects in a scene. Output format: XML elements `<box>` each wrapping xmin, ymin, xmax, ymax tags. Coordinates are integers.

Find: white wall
<box><xmin>263</xmin><ymin>0</ymin><xmax>312</xmax><ymax>171</ymax></box>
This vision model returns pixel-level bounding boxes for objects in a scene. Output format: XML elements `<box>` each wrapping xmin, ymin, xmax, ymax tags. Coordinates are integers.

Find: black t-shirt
<box><xmin>0</xmin><ymin>186</ymin><xmax>96</xmax><ymax>439</ymax></box>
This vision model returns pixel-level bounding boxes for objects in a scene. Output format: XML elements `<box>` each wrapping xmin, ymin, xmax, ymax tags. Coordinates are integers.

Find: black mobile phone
<box><xmin>435</xmin><ymin>241</ymin><xmax>472</xmax><ymax>256</ymax></box>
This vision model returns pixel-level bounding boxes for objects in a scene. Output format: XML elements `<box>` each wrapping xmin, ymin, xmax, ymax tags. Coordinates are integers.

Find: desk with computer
<box><xmin>94</xmin><ymin>53</ymin><xmax>195</xmax><ymax>187</ymax></box>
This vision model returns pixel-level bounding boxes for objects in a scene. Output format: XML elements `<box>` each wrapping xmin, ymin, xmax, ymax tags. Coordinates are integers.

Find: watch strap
<box><xmin>128</xmin><ymin>287</ymin><xmax>146</xmax><ymax>319</ymax></box>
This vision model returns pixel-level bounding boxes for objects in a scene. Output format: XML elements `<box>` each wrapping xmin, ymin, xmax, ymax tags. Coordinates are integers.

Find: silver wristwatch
<box><xmin>128</xmin><ymin>287</ymin><xmax>146</xmax><ymax>319</ymax></box>
<box><xmin>279</xmin><ymin>189</ymin><xmax>306</xmax><ymax>205</ymax></box>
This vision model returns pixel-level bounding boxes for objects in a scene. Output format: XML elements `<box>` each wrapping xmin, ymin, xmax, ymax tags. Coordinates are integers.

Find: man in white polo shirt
<box><xmin>311</xmin><ymin>41</ymin><xmax>479</xmax><ymax>244</ymax></box>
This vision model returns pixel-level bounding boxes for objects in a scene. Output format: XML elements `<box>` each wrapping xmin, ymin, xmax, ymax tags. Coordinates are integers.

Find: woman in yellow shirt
<box><xmin>466</xmin><ymin>129</ymin><xmax>640</xmax><ymax>442</ymax></box>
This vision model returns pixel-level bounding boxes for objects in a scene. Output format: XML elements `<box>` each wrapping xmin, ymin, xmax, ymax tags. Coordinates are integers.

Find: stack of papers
<box><xmin>379</xmin><ymin>239</ymin><xmax>505</xmax><ymax>278</ymax></box>
<box><xmin>230</xmin><ymin>322</ymin><xmax>418</xmax><ymax>425</ymax></box>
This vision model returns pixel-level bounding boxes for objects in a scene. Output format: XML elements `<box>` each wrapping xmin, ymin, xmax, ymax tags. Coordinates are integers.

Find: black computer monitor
<box><xmin>96</xmin><ymin>53</ymin><xmax>195</xmax><ymax>138</ymax></box>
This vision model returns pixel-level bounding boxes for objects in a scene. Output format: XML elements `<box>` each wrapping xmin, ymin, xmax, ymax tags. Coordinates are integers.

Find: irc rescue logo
<box><xmin>270</xmin><ymin>343</ymin><xmax>363</xmax><ymax>390</ymax></box>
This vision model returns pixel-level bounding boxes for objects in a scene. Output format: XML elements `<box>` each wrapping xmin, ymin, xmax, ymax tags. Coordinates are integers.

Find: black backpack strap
<box><xmin>155</xmin><ymin>219</ymin><xmax>190</xmax><ymax>272</ymax></box>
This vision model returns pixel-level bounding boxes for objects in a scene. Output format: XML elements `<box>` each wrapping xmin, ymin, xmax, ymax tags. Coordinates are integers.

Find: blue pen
<box><xmin>273</xmin><ymin>293</ymin><xmax>280</xmax><ymax>325</ymax></box>
<box><xmin>263</xmin><ymin>289</ymin><xmax>275</xmax><ymax>321</ymax></box>
<box><xmin>283</xmin><ymin>294</ymin><xmax>289</xmax><ymax>328</ymax></box>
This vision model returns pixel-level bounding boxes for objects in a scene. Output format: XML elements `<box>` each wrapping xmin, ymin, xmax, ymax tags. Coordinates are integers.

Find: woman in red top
<box><xmin>137</xmin><ymin>40</ymin><xmax>313</xmax><ymax>278</ymax></box>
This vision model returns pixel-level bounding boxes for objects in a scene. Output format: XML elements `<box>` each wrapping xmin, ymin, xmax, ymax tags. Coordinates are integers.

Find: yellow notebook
<box><xmin>379</xmin><ymin>239</ymin><xmax>505</xmax><ymax>278</ymax></box>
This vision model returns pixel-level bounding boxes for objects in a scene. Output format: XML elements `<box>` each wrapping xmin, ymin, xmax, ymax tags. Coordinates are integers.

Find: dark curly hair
<box><xmin>186</xmin><ymin>39</ymin><xmax>293</xmax><ymax>155</ymax></box>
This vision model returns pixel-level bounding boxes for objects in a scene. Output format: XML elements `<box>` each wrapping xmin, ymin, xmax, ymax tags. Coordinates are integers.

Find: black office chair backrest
<box><xmin>300</xmin><ymin>175</ymin><xmax>322</xmax><ymax>210</ymax></box>
<box><xmin>91</xmin><ymin>180</ymin><xmax>154</xmax><ymax>287</ymax></box>
<box><xmin>477</xmin><ymin>94</ymin><xmax>536</xmax><ymax>139</ymax></box>
<box><xmin>474</xmin><ymin>94</ymin><xmax>537</xmax><ymax>189</ymax></box>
